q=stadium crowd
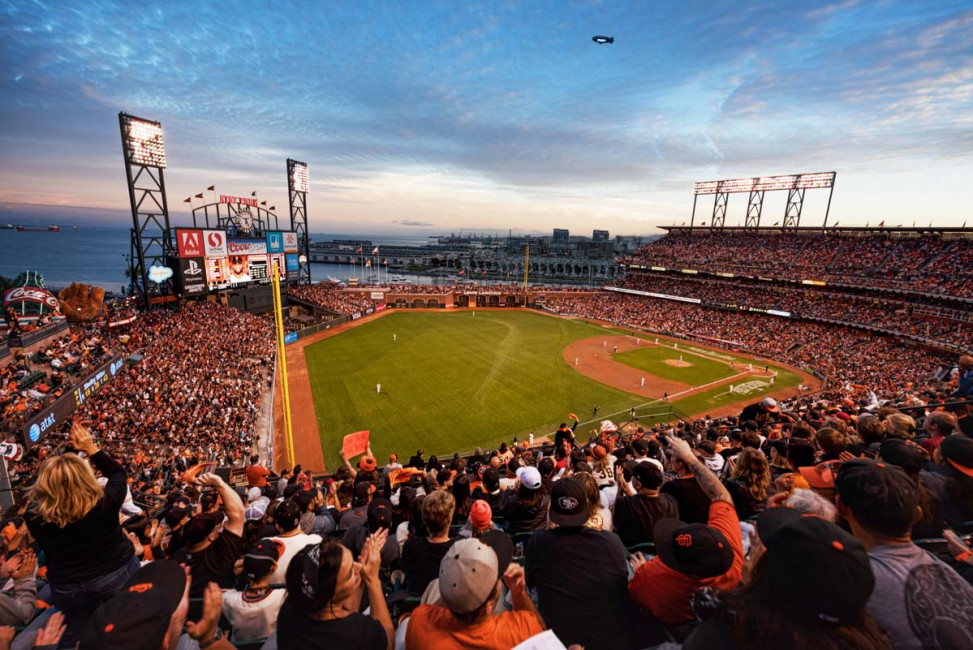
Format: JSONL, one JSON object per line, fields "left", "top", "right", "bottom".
{"left": 613, "top": 274, "right": 971, "bottom": 350}
{"left": 289, "top": 283, "right": 375, "bottom": 316}
{"left": 626, "top": 231, "right": 973, "bottom": 297}
{"left": 0, "top": 347, "right": 969, "bottom": 649}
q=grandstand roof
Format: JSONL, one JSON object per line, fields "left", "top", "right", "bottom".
{"left": 661, "top": 225, "right": 972, "bottom": 236}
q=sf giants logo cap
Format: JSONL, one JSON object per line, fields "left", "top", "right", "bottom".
{"left": 177, "top": 229, "right": 204, "bottom": 257}
{"left": 676, "top": 534, "right": 693, "bottom": 547}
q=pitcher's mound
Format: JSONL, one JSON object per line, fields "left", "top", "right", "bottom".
{"left": 665, "top": 359, "right": 692, "bottom": 368}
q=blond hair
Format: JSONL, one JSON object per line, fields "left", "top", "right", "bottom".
{"left": 886, "top": 413, "right": 917, "bottom": 440}
{"left": 31, "top": 455, "right": 103, "bottom": 528}
{"left": 421, "top": 489, "right": 455, "bottom": 537}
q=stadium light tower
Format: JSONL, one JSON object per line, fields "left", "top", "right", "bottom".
{"left": 287, "top": 159, "right": 311, "bottom": 284}
{"left": 119, "top": 112, "right": 174, "bottom": 309}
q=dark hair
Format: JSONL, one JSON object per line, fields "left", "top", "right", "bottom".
{"left": 742, "top": 431, "right": 761, "bottom": 449}
{"left": 787, "top": 441, "right": 816, "bottom": 469}
{"left": 836, "top": 462, "right": 918, "bottom": 538}
{"left": 285, "top": 539, "right": 345, "bottom": 614}
{"left": 452, "top": 473, "right": 472, "bottom": 520}
{"left": 945, "top": 469, "right": 973, "bottom": 522}
{"left": 725, "top": 556, "right": 892, "bottom": 650}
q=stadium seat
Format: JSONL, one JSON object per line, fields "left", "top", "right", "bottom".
{"left": 626, "top": 542, "right": 656, "bottom": 557}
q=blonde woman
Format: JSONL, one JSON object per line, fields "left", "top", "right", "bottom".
{"left": 25, "top": 420, "right": 140, "bottom": 647}
{"left": 885, "top": 413, "right": 917, "bottom": 440}
{"left": 575, "top": 471, "right": 613, "bottom": 532}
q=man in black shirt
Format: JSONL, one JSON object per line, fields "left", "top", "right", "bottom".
{"left": 660, "top": 454, "right": 711, "bottom": 524}
{"left": 526, "top": 478, "right": 663, "bottom": 649}
{"left": 613, "top": 462, "right": 679, "bottom": 546}
{"left": 176, "top": 473, "right": 246, "bottom": 597}
{"left": 401, "top": 490, "right": 456, "bottom": 595}
{"left": 554, "top": 419, "right": 579, "bottom": 450}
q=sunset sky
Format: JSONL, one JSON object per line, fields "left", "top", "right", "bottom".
{"left": 1, "top": 1, "right": 971, "bottom": 236}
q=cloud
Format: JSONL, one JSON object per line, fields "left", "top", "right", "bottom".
{"left": 392, "top": 220, "right": 435, "bottom": 227}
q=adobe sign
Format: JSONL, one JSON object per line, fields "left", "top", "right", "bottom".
{"left": 176, "top": 229, "right": 205, "bottom": 258}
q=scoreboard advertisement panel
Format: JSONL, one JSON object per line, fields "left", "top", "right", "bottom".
{"left": 174, "top": 228, "right": 298, "bottom": 296}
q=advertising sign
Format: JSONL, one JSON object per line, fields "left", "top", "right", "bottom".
{"left": 285, "top": 253, "right": 299, "bottom": 279}
{"left": 203, "top": 230, "right": 227, "bottom": 257}
{"left": 283, "top": 232, "right": 299, "bottom": 252}
{"left": 227, "top": 238, "right": 267, "bottom": 256}
{"left": 176, "top": 229, "right": 205, "bottom": 258}
{"left": 179, "top": 258, "right": 207, "bottom": 295}
{"left": 3, "top": 287, "right": 60, "bottom": 311}
{"left": 266, "top": 231, "right": 284, "bottom": 254}
{"left": 20, "top": 357, "right": 127, "bottom": 450}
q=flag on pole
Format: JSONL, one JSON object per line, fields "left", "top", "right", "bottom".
{"left": 365, "top": 260, "right": 371, "bottom": 267}
{"left": 184, "top": 197, "right": 191, "bottom": 203}
{"left": 195, "top": 193, "right": 204, "bottom": 199}
{"left": 371, "top": 247, "right": 379, "bottom": 255}
{"left": 269, "top": 206, "right": 275, "bottom": 211}
{"left": 878, "top": 220, "right": 885, "bottom": 227}
{"left": 261, "top": 201, "right": 267, "bottom": 206}
{"left": 355, "top": 246, "right": 363, "bottom": 254}
{"left": 251, "top": 191, "right": 257, "bottom": 197}
{"left": 458, "top": 269, "right": 465, "bottom": 276}
{"left": 207, "top": 185, "right": 215, "bottom": 191}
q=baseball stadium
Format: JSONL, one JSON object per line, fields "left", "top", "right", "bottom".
{"left": 3, "top": 6, "right": 973, "bottom": 648}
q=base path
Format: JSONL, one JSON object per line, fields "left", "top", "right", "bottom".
{"left": 563, "top": 336, "right": 694, "bottom": 397}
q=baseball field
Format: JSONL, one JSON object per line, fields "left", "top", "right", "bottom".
{"left": 299, "top": 309, "right": 807, "bottom": 470}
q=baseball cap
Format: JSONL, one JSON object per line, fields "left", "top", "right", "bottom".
{"left": 243, "top": 539, "right": 284, "bottom": 578}
{"left": 294, "top": 489, "right": 316, "bottom": 513}
{"left": 630, "top": 461, "right": 664, "bottom": 489}
{"left": 274, "top": 499, "right": 302, "bottom": 532}
{"left": 247, "top": 487, "right": 263, "bottom": 502}
{"left": 549, "top": 478, "right": 589, "bottom": 527}
{"left": 940, "top": 435, "right": 973, "bottom": 478}
{"left": 538, "top": 457, "right": 555, "bottom": 476}
{"left": 516, "top": 466, "right": 542, "bottom": 490}
{"left": 78, "top": 560, "right": 187, "bottom": 650}
{"left": 878, "top": 439, "right": 923, "bottom": 476}
{"left": 482, "top": 467, "right": 500, "bottom": 492}
{"left": 352, "top": 482, "right": 372, "bottom": 507}
{"left": 438, "top": 538, "right": 499, "bottom": 615}
{"left": 754, "top": 507, "right": 803, "bottom": 548}
{"left": 761, "top": 397, "right": 779, "bottom": 412}
{"left": 654, "top": 518, "right": 734, "bottom": 578}
{"left": 592, "top": 444, "right": 608, "bottom": 460}
{"left": 765, "top": 516, "right": 873, "bottom": 624}
{"left": 367, "top": 497, "right": 393, "bottom": 532}
{"left": 798, "top": 461, "right": 839, "bottom": 489}
{"left": 245, "top": 502, "right": 268, "bottom": 521}
{"left": 164, "top": 505, "right": 191, "bottom": 529}
{"left": 470, "top": 499, "right": 492, "bottom": 530}
{"left": 359, "top": 456, "right": 377, "bottom": 472}
{"left": 184, "top": 512, "right": 221, "bottom": 547}
{"left": 835, "top": 459, "right": 917, "bottom": 537}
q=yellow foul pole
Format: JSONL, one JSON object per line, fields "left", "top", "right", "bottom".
{"left": 271, "top": 261, "right": 295, "bottom": 468}
{"left": 523, "top": 245, "right": 529, "bottom": 303}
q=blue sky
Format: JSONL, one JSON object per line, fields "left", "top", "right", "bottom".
{"left": 1, "top": 0, "right": 971, "bottom": 236}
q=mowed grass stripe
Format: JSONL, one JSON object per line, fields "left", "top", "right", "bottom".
{"left": 305, "top": 311, "right": 647, "bottom": 469}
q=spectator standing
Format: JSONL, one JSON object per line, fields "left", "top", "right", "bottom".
{"left": 221, "top": 539, "right": 287, "bottom": 642}
{"left": 628, "top": 436, "right": 744, "bottom": 625}
{"left": 177, "top": 472, "right": 247, "bottom": 596}
{"left": 246, "top": 455, "right": 271, "bottom": 489}
{"left": 613, "top": 461, "right": 678, "bottom": 546}
{"left": 25, "top": 421, "right": 140, "bottom": 646}
{"left": 724, "top": 448, "right": 772, "bottom": 519}
{"left": 277, "top": 532, "right": 394, "bottom": 650}
{"left": 264, "top": 500, "right": 323, "bottom": 585}
{"left": 660, "top": 451, "right": 711, "bottom": 524}
{"left": 526, "top": 477, "right": 660, "bottom": 649}
{"left": 402, "top": 490, "right": 456, "bottom": 595}
{"left": 503, "top": 467, "right": 549, "bottom": 533}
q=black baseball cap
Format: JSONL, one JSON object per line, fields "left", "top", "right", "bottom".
{"left": 352, "top": 482, "right": 372, "bottom": 507}
{"left": 765, "top": 516, "right": 873, "bottom": 624}
{"left": 368, "top": 497, "right": 393, "bottom": 532}
{"left": 244, "top": 539, "right": 284, "bottom": 579}
{"left": 835, "top": 459, "right": 918, "bottom": 537}
{"left": 164, "top": 505, "right": 191, "bottom": 529}
{"left": 294, "top": 489, "right": 316, "bottom": 513}
{"left": 754, "top": 507, "right": 803, "bottom": 548}
{"left": 184, "top": 512, "right": 221, "bottom": 547}
{"left": 274, "top": 499, "right": 302, "bottom": 532}
{"left": 878, "top": 439, "right": 923, "bottom": 476}
{"left": 482, "top": 467, "right": 500, "bottom": 492}
{"left": 940, "top": 435, "right": 973, "bottom": 478}
{"left": 78, "top": 560, "right": 187, "bottom": 649}
{"left": 654, "top": 518, "right": 734, "bottom": 578}
{"left": 549, "top": 478, "right": 589, "bottom": 527}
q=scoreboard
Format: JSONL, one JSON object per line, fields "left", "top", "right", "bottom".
{"left": 173, "top": 228, "right": 300, "bottom": 296}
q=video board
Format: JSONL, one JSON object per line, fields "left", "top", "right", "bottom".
{"left": 174, "top": 228, "right": 300, "bottom": 296}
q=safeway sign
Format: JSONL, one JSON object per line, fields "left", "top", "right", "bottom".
{"left": 203, "top": 230, "right": 227, "bottom": 257}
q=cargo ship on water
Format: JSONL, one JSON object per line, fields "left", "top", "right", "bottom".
{"left": 16, "top": 224, "right": 59, "bottom": 232}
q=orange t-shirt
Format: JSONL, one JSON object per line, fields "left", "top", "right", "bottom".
{"left": 246, "top": 464, "right": 270, "bottom": 488}
{"left": 406, "top": 604, "right": 544, "bottom": 650}
{"left": 628, "top": 500, "right": 744, "bottom": 624}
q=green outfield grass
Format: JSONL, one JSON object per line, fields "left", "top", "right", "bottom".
{"left": 304, "top": 310, "right": 803, "bottom": 469}
{"left": 613, "top": 346, "right": 737, "bottom": 386}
